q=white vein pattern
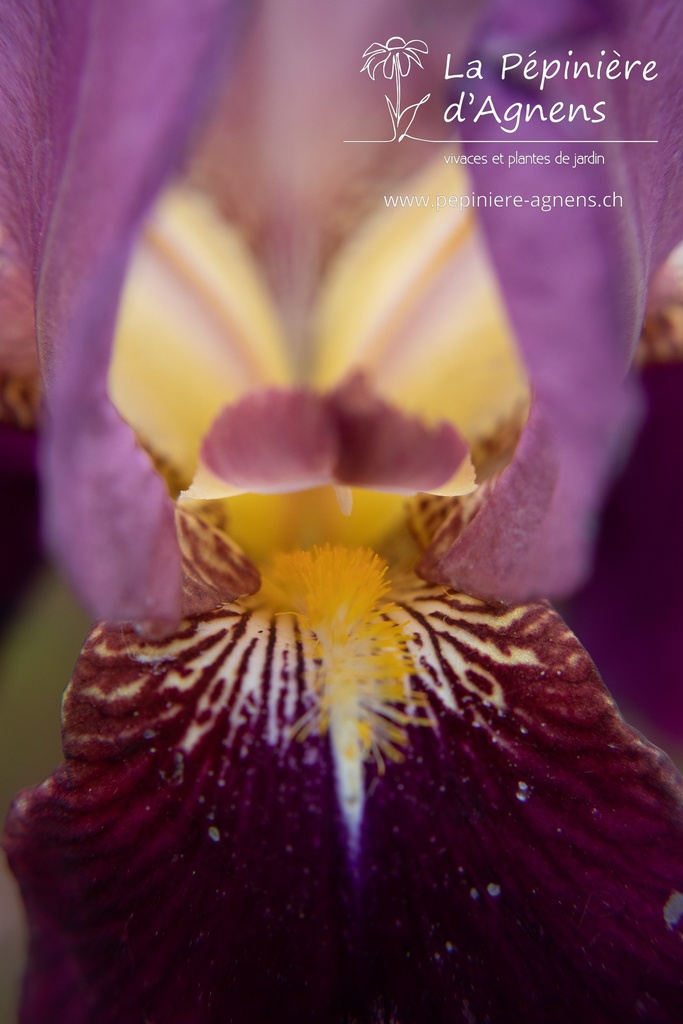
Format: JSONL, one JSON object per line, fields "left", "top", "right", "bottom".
{"left": 70, "top": 581, "right": 566, "bottom": 840}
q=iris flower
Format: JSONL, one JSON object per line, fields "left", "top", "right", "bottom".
{"left": 2, "top": 1, "right": 683, "bottom": 1022}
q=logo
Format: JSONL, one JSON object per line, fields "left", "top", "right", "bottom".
{"left": 360, "top": 37, "right": 430, "bottom": 142}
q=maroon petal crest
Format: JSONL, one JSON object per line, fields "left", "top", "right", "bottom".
{"left": 5, "top": 587, "right": 683, "bottom": 1023}
{"left": 201, "top": 387, "right": 338, "bottom": 492}
{"left": 328, "top": 374, "right": 468, "bottom": 493}
{"left": 200, "top": 378, "right": 469, "bottom": 497}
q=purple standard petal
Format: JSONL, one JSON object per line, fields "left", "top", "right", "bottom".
{"left": 6, "top": 584, "right": 683, "bottom": 1023}
{"left": 452, "top": 0, "right": 683, "bottom": 602}
{"left": 0, "top": 1, "right": 243, "bottom": 625}
{"left": 568, "top": 363, "right": 683, "bottom": 744}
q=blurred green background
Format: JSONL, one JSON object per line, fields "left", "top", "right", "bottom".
{"left": 0, "top": 568, "right": 91, "bottom": 1024}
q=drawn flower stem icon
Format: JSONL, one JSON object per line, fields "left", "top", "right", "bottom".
{"left": 361, "top": 36, "right": 430, "bottom": 141}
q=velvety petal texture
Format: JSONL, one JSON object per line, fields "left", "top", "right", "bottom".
{"left": 0, "top": 0, "right": 242, "bottom": 625}
{"left": 568, "top": 364, "right": 683, "bottom": 744}
{"left": 6, "top": 582, "right": 683, "bottom": 1023}
{"left": 451, "top": 0, "right": 683, "bottom": 601}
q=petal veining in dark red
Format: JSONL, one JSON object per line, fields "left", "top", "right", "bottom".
{"left": 175, "top": 505, "right": 260, "bottom": 616}
{"left": 5, "top": 584, "right": 683, "bottom": 1023}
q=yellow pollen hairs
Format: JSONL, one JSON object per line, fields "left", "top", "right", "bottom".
{"left": 256, "top": 544, "right": 431, "bottom": 771}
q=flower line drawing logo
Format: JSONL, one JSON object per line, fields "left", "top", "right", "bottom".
{"left": 361, "top": 37, "right": 430, "bottom": 141}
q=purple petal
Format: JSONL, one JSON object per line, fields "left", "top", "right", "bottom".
{"left": 453, "top": 0, "right": 683, "bottom": 602}
{"left": 0, "top": 1, "right": 242, "bottom": 625}
{"left": 191, "top": 1, "right": 483, "bottom": 303}
{"left": 6, "top": 586, "right": 683, "bottom": 1022}
{"left": 568, "top": 363, "right": 683, "bottom": 745}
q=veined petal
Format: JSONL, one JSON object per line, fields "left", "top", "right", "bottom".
{"left": 418, "top": 404, "right": 561, "bottom": 601}
{"left": 0, "top": 228, "right": 36, "bottom": 376}
{"left": 6, "top": 575, "right": 683, "bottom": 1023}
{"left": 638, "top": 241, "right": 683, "bottom": 366}
{"left": 175, "top": 505, "right": 260, "bottom": 617}
{"left": 0, "top": 369, "right": 41, "bottom": 433}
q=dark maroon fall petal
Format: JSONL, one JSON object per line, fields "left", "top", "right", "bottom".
{"left": 364, "top": 586, "right": 683, "bottom": 1024}
{"left": 5, "top": 610, "right": 352, "bottom": 1024}
{"left": 5, "top": 585, "right": 683, "bottom": 1023}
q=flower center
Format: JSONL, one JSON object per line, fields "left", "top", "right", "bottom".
{"left": 108, "top": 158, "right": 531, "bottom": 565}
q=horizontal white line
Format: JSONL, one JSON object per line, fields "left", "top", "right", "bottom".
{"left": 344, "top": 139, "right": 658, "bottom": 144}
